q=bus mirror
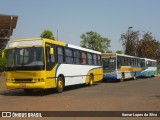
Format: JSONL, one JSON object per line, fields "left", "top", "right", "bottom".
{"left": 2, "top": 50, "right": 4, "bottom": 59}
{"left": 50, "top": 48, "right": 54, "bottom": 55}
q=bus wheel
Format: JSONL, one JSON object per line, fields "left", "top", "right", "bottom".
{"left": 89, "top": 74, "right": 94, "bottom": 86}
{"left": 120, "top": 73, "right": 124, "bottom": 82}
{"left": 133, "top": 73, "right": 136, "bottom": 80}
{"left": 120, "top": 77, "right": 124, "bottom": 82}
{"left": 24, "top": 89, "right": 33, "bottom": 94}
{"left": 56, "top": 76, "right": 64, "bottom": 93}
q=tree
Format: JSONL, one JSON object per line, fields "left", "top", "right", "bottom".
{"left": 116, "top": 50, "right": 123, "bottom": 54}
{"left": 40, "top": 30, "right": 54, "bottom": 39}
{"left": 120, "top": 30, "right": 140, "bottom": 56}
{"left": 120, "top": 29, "right": 160, "bottom": 60}
{"left": 80, "top": 31, "right": 111, "bottom": 53}
{"left": 137, "top": 32, "right": 159, "bottom": 59}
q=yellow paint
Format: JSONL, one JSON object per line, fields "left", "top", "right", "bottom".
{"left": 85, "top": 67, "right": 103, "bottom": 83}
{"left": 118, "top": 67, "right": 142, "bottom": 72}
{"left": 5, "top": 64, "right": 60, "bottom": 89}
{"left": 7, "top": 38, "right": 66, "bottom": 48}
{"left": 6, "top": 82, "right": 46, "bottom": 89}
{"left": 101, "top": 53, "right": 116, "bottom": 58}
{"left": 43, "top": 38, "right": 66, "bottom": 46}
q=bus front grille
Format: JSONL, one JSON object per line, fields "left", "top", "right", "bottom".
{"left": 14, "top": 78, "right": 33, "bottom": 83}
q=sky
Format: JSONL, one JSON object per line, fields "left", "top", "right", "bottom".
{"left": 1, "top": 0, "right": 160, "bottom": 52}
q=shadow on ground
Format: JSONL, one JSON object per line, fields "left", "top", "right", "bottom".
{"left": 0, "top": 83, "right": 99, "bottom": 97}
{"left": 102, "top": 76, "right": 153, "bottom": 83}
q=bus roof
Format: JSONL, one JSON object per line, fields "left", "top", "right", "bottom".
{"left": 5, "top": 38, "right": 101, "bottom": 54}
{"left": 140, "top": 58, "right": 157, "bottom": 62}
{"left": 101, "top": 53, "right": 140, "bottom": 58}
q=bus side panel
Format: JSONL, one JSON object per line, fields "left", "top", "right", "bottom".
{"left": 45, "top": 64, "right": 60, "bottom": 88}
{"left": 86, "top": 67, "right": 103, "bottom": 83}
{"left": 103, "top": 72, "right": 118, "bottom": 80}
{"left": 141, "top": 67, "right": 157, "bottom": 77}
{"left": 56, "top": 64, "right": 102, "bottom": 86}
{"left": 118, "top": 66, "right": 142, "bottom": 79}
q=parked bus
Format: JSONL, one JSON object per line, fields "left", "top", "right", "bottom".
{"left": 140, "top": 58, "right": 157, "bottom": 77}
{"left": 3, "top": 38, "right": 103, "bottom": 93}
{"left": 102, "top": 53, "right": 142, "bottom": 82}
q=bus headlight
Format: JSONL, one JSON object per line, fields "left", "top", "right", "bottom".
{"left": 6, "top": 79, "right": 12, "bottom": 82}
{"left": 34, "top": 78, "right": 44, "bottom": 82}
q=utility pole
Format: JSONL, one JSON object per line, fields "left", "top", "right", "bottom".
{"left": 57, "top": 30, "right": 58, "bottom": 41}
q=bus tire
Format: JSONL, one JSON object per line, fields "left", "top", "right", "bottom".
{"left": 89, "top": 74, "right": 94, "bottom": 86}
{"left": 120, "top": 73, "right": 124, "bottom": 82}
{"left": 153, "top": 72, "right": 155, "bottom": 77}
{"left": 24, "top": 89, "right": 33, "bottom": 94}
{"left": 133, "top": 73, "right": 136, "bottom": 80}
{"left": 56, "top": 76, "right": 64, "bottom": 93}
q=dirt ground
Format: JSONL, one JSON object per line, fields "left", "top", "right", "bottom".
{"left": 0, "top": 74, "right": 160, "bottom": 120}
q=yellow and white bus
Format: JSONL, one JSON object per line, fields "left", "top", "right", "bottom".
{"left": 3, "top": 38, "right": 103, "bottom": 93}
{"left": 102, "top": 53, "right": 142, "bottom": 82}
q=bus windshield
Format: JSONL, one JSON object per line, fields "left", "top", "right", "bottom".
{"left": 102, "top": 58, "right": 116, "bottom": 71}
{"left": 6, "top": 47, "right": 44, "bottom": 71}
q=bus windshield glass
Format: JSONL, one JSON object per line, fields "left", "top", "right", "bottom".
{"left": 6, "top": 47, "right": 44, "bottom": 71}
{"left": 102, "top": 58, "right": 116, "bottom": 71}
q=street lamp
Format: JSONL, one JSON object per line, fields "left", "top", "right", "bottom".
{"left": 126, "top": 27, "right": 133, "bottom": 55}
{"left": 128, "top": 26, "right": 133, "bottom": 41}
{"left": 128, "top": 26, "right": 133, "bottom": 35}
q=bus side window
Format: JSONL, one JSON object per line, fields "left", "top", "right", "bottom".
{"left": 57, "top": 47, "right": 64, "bottom": 63}
{"left": 97, "top": 55, "right": 101, "bottom": 66}
{"left": 81, "top": 52, "right": 87, "bottom": 65}
{"left": 65, "top": 48, "right": 74, "bottom": 64}
{"left": 73, "top": 50, "right": 81, "bottom": 64}
{"left": 87, "top": 53, "right": 93, "bottom": 65}
{"left": 121, "top": 57, "right": 124, "bottom": 66}
{"left": 131, "top": 58, "right": 133, "bottom": 66}
{"left": 133, "top": 59, "right": 136, "bottom": 66}
{"left": 138, "top": 59, "right": 140, "bottom": 67}
{"left": 93, "top": 54, "right": 97, "bottom": 65}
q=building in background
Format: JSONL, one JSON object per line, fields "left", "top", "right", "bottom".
{"left": 0, "top": 14, "right": 18, "bottom": 52}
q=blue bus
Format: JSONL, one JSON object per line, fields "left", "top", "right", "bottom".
{"left": 102, "top": 53, "right": 142, "bottom": 82}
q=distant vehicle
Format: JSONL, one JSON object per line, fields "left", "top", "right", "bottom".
{"left": 102, "top": 53, "right": 142, "bottom": 82}
{"left": 140, "top": 58, "right": 157, "bottom": 77}
{"left": 3, "top": 38, "right": 103, "bottom": 93}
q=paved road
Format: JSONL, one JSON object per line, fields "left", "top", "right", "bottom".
{"left": 0, "top": 75, "right": 160, "bottom": 119}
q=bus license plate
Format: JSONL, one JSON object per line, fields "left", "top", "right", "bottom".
{"left": 19, "top": 84, "right": 26, "bottom": 88}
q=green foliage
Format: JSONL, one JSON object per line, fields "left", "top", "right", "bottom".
{"left": 120, "top": 30, "right": 140, "bottom": 56}
{"left": 80, "top": 31, "right": 111, "bottom": 53}
{"left": 116, "top": 50, "right": 123, "bottom": 54}
{"left": 158, "top": 62, "right": 160, "bottom": 74}
{"left": 120, "top": 30, "right": 160, "bottom": 60}
{"left": 40, "top": 30, "right": 54, "bottom": 39}
{"left": 137, "top": 32, "right": 159, "bottom": 60}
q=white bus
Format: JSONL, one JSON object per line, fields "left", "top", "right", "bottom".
{"left": 140, "top": 58, "right": 157, "bottom": 77}
{"left": 3, "top": 38, "right": 103, "bottom": 93}
{"left": 102, "top": 53, "right": 142, "bottom": 81}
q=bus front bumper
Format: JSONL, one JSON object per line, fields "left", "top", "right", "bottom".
{"left": 6, "top": 82, "right": 46, "bottom": 89}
